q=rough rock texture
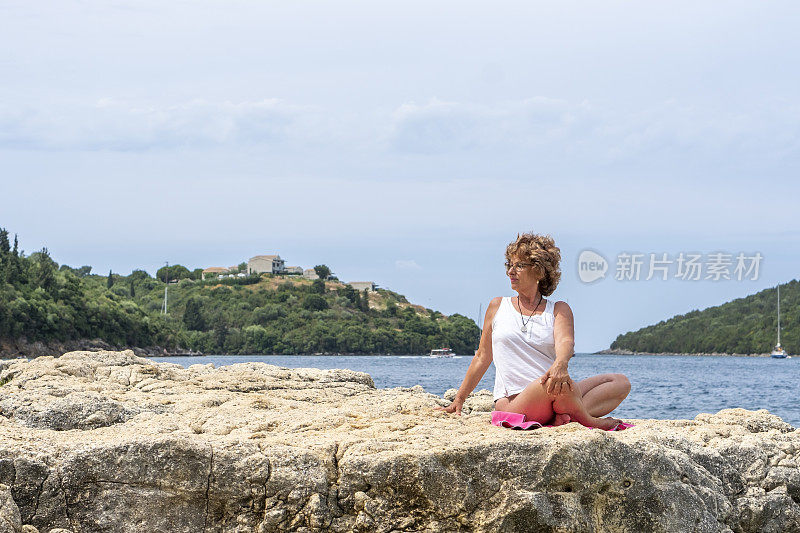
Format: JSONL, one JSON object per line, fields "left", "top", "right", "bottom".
{"left": 0, "top": 351, "right": 798, "bottom": 533}
{"left": 0, "top": 483, "right": 22, "bottom": 533}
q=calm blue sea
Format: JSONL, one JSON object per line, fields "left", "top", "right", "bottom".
{"left": 152, "top": 354, "right": 800, "bottom": 427}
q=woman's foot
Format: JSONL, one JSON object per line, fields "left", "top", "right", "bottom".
{"left": 593, "top": 416, "right": 623, "bottom": 430}
{"left": 552, "top": 413, "right": 571, "bottom": 426}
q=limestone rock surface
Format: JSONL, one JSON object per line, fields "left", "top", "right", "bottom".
{"left": 0, "top": 483, "right": 22, "bottom": 533}
{"left": 0, "top": 350, "right": 798, "bottom": 532}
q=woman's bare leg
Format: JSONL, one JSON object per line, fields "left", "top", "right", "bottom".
{"left": 501, "top": 382, "right": 555, "bottom": 424}
{"left": 550, "top": 382, "right": 622, "bottom": 430}
{"left": 576, "top": 374, "right": 631, "bottom": 417}
{"left": 502, "top": 378, "right": 621, "bottom": 429}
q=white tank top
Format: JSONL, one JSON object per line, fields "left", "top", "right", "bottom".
{"left": 491, "top": 296, "right": 557, "bottom": 400}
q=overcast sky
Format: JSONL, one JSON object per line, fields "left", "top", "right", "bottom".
{"left": 2, "top": 1, "right": 799, "bottom": 352}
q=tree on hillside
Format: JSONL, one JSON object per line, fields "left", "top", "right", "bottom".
{"left": 314, "top": 265, "right": 331, "bottom": 280}
{"left": 183, "top": 298, "right": 205, "bottom": 331}
{"left": 4, "top": 233, "right": 22, "bottom": 284}
{"left": 129, "top": 269, "right": 150, "bottom": 281}
{"left": 31, "top": 249, "right": 57, "bottom": 293}
{"left": 311, "top": 279, "right": 325, "bottom": 294}
{"left": 107, "top": 269, "right": 114, "bottom": 289}
{"left": 303, "top": 294, "right": 329, "bottom": 311}
{"left": 0, "top": 229, "right": 10, "bottom": 283}
{"left": 0, "top": 229, "right": 9, "bottom": 255}
{"left": 157, "top": 264, "right": 191, "bottom": 282}
{"left": 340, "top": 284, "right": 357, "bottom": 305}
{"left": 58, "top": 264, "right": 92, "bottom": 278}
{"left": 129, "top": 277, "right": 135, "bottom": 298}
{"left": 214, "top": 320, "right": 229, "bottom": 351}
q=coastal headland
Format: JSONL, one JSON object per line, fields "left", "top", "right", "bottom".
{"left": 594, "top": 348, "right": 776, "bottom": 357}
{"left": 0, "top": 351, "right": 798, "bottom": 532}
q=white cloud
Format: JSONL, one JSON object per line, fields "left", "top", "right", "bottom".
{"left": 395, "top": 259, "right": 422, "bottom": 271}
{"left": 388, "top": 97, "right": 800, "bottom": 166}
{"left": 0, "top": 98, "right": 316, "bottom": 151}
{"left": 1, "top": 95, "right": 799, "bottom": 176}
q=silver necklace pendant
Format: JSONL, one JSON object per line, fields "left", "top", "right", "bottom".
{"left": 516, "top": 295, "right": 540, "bottom": 336}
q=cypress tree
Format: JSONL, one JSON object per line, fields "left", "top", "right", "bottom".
{"left": 129, "top": 277, "right": 135, "bottom": 298}
{"left": 214, "top": 321, "right": 228, "bottom": 351}
{"left": 183, "top": 298, "right": 205, "bottom": 331}
{"left": 360, "top": 289, "right": 370, "bottom": 312}
{"left": 0, "top": 228, "right": 8, "bottom": 282}
{"left": 311, "top": 279, "right": 325, "bottom": 294}
{"left": 7, "top": 235, "right": 20, "bottom": 284}
{"left": 0, "top": 229, "right": 9, "bottom": 255}
{"left": 107, "top": 269, "right": 114, "bottom": 289}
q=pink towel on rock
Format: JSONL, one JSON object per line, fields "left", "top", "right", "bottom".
{"left": 490, "top": 410, "right": 634, "bottom": 431}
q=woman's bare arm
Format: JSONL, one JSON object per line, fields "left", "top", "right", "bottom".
{"left": 436, "top": 297, "right": 501, "bottom": 415}
{"left": 540, "top": 300, "right": 576, "bottom": 395}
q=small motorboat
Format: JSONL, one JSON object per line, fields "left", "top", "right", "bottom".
{"left": 430, "top": 348, "right": 455, "bottom": 358}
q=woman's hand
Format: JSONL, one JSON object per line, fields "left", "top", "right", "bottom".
{"left": 540, "top": 360, "right": 573, "bottom": 395}
{"left": 435, "top": 397, "right": 465, "bottom": 416}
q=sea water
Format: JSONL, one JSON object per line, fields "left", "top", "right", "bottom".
{"left": 152, "top": 353, "right": 800, "bottom": 427}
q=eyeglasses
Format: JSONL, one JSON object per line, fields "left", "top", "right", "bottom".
{"left": 505, "top": 261, "right": 534, "bottom": 272}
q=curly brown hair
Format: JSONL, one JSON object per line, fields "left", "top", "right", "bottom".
{"left": 505, "top": 233, "right": 562, "bottom": 296}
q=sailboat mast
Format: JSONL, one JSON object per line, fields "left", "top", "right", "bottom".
{"left": 777, "top": 285, "right": 781, "bottom": 345}
{"left": 162, "top": 261, "right": 169, "bottom": 315}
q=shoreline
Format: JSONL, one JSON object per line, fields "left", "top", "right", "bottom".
{"left": 3, "top": 339, "right": 789, "bottom": 360}
{"left": 0, "top": 340, "right": 456, "bottom": 359}
{"left": 594, "top": 348, "right": 781, "bottom": 357}
{"left": 0, "top": 338, "right": 201, "bottom": 360}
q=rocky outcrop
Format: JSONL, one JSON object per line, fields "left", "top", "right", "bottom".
{"left": 0, "top": 351, "right": 798, "bottom": 532}
{"left": 0, "top": 483, "right": 22, "bottom": 533}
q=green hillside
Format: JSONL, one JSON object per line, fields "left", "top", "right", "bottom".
{"left": 609, "top": 280, "right": 799, "bottom": 355}
{"left": 0, "top": 227, "right": 479, "bottom": 355}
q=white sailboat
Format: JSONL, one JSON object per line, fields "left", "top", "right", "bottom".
{"left": 771, "top": 285, "right": 788, "bottom": 358}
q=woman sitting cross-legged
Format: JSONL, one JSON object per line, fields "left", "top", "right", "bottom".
{"left": 436, "top": 232, "right": 631, "bottom": 430}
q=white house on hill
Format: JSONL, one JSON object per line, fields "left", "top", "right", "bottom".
{"left": 248, "top": 255, "right": 285, "bottom": 275}
{"left": 348, "top": 281, "right": 376, "bottom": 292}
{"left": 201, "top": 267, "right": 229, "bottom": 280}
